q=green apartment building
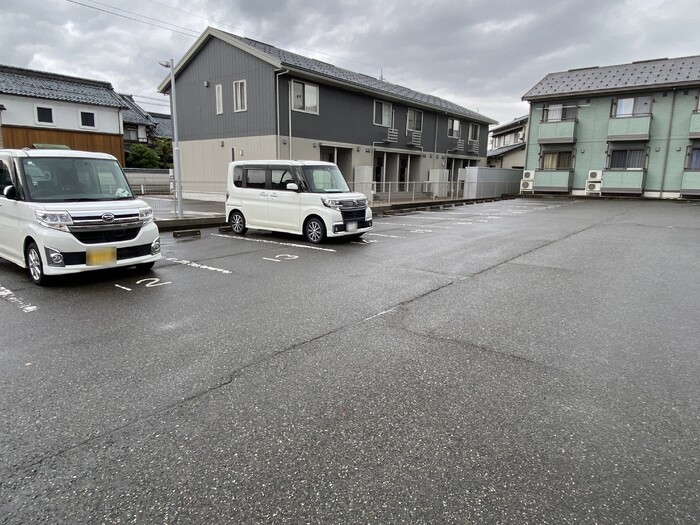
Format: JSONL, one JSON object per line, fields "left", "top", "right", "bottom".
{"left": 521, "top": 56, "right": 700, "bottom": 198}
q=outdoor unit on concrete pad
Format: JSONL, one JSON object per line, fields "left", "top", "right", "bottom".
{"left": 585, "top": 181, "right": 602, "bottom": 195}
{"left": 520, "top": 179, "right": 534, "bottom": 193}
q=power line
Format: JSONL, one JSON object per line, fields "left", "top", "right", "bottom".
{"left": 63, "top": 0, "right": 199, "bottom": 38}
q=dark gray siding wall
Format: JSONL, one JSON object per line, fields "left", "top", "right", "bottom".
{"left": 175, "top": 38, "right": 277, "bottom": 141}
{"left": 279, "top": 76, "right": 487, "bottom": 154}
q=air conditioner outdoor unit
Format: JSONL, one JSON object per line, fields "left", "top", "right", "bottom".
{"left": 586, "top": 181, "right": 602, "bottom": 193}
{"left": 588, "top": 170, "right": 603, "bottom": 181}
{"left": 523, "top": 170, "right": 535, "bottom": 180}
{"left": 520, "top": 179, "right": 533, "bottom": 191}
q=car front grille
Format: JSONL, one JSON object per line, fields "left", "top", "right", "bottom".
{"left": 62, "top": 243, "right": 153, "bottom": 266}
{"left": 71, "top": 227, "right": 141, "bottom": 244}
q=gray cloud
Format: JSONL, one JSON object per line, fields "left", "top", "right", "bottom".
{"left": 1, "top": 0, "right": 698, "bottom": 124}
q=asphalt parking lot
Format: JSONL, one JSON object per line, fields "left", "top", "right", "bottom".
{"left": 1, "top": 197, "right": 698, "bottom": 524}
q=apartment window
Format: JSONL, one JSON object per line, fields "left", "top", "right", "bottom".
{"left": 125, "top": 128, "right": 138, "bottom": 141}
{"left": 688, "top": 148, "right": 700, "bottom": 170}
{"left": 448, "top": 118, "right": 461, "bottom": 138}
{"left": 292, "top": 80, "right": 318, "bottom": 113}
{"left": 407, "top": 108, "right": 422, "bottom": 132}
{"left": 544, "top": 103, "right": 577, "bottom": 122}
{"left": 542, "top": 150, "right": 573, "bottom": 170}
{"left": 36, "top": 106, "right": 53, "bottom": 124}
{"left": 374, "top": 101, "right": 392, "bottom": 127}
{"left": 469, "top": 123, "right": 480, "bottom": 142}
{"left": 610, "top": 149, "right": 645, "bottom": 169}
{"left": 612, "top": 96, "right": 652, "bottom": 117}
{"left": 215, "top": 84, "right": 223, "bottom": 115}
{"left": 233, "top": 80, "right": 247, "bottom": 112}
{"left": 80, "top": 111, "right": 96, "bottom": 128}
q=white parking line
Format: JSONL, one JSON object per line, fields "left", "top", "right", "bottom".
{"left": 166, "top": 257, "right": 233, "bottom": 274}
{"left": 0, "top": 285, "right": 38, "bottom": 313}
{"left": 368, "top": 233, "right": 405, "bottom": 239}
{"left": 213, "top": 233, "right": 337, "bottom": 252}
{"left": 379, "top": 222, "right": 453, "bottom": 230}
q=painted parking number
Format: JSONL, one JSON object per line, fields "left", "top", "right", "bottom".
{"left": 263, "top": 254, "right": 299, "bottom": 263}
{"left": 115, "top": 277, "right": 172, "bottom": 291}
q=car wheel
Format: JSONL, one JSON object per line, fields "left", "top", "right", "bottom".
{"left": 26, "top": 242, "right": 48, "bottom": 286}
{"left": 229, "top": 211, "right": 247, "bottom": 235}
{"left": 305, "top": 216, "right": 326, "bottom": 244}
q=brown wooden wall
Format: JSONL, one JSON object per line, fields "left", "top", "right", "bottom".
{"left": 1, "top": 126, "right": 125, "bottom": 165}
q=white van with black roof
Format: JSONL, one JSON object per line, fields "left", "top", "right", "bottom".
{"left": 0, "top": 149, "right": 162, "bottom": 285}
{"left": 225, "top": 160, "right": 372, "bottom": 243}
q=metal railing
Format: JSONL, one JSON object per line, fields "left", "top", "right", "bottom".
{"left": 126, "top": 177, "right": 521, "bottom": 219}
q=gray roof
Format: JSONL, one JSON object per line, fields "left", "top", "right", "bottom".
{"left": 487, "top": 142, "right": 525, "bottom": 158}
{"left": 149, "top": 112, "right": 172, "bottom": 139}
{"left": 164, "top": 27, "right": 496, "bottom": 125}
{"left": 119, "top": 94, "right": 157, "bottom": 126}
{"left": 0, "top": 64, "right": 126, "bottom": 108}
{"left": 490, "top": 115, "right": 528, "bottom": 134}
{"left": 230, "top": 33, "right": 496, "bottom": 124}
{"left": 523, "top": 55, "right": 700, "bottom": 101}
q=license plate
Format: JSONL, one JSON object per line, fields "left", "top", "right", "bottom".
{"left": 346, "top": 221, "right": 358, "bottom": 233}
{"left": 86, "top": 247, "right": 117, "bottom": 266}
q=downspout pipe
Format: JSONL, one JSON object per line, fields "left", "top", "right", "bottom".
{"left": 275, "top": 69, "right": 289, "bottom": 160}
{"left": 659, "top": 88, "right": 677, "bottom": 196}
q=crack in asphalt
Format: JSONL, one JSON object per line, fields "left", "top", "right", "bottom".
{"left": 3, "top": 204, "right": 640, "bottom": 480}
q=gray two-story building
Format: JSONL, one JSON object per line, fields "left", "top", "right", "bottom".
{"left": 158, "top": 27, "right": 496, "bottom": 199}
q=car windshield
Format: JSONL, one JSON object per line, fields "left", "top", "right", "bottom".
{"left": 21, "top": 157, "right": 134, "bottom": 202}
{"left": 299, "top": 165, "right": 350, "bottom": 193}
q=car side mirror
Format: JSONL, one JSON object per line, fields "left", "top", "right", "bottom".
{"left": 2, "top": 185, "right": 17, "bottom": 200}
{"left": 286, "top": 182, "right": 299, "bottom": 192}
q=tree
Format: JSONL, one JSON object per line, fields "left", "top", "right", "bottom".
{"left": 155, "top": 138, "right": 173, "bottom": 169}
{"left": 126, "top": 144, "right": 161, "bottom": 169}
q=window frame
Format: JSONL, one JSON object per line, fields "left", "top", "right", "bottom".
{"left": 233, "top": 80, "right": 247, "bottom": 113}
{"left": 448, "top": 118, "right": 461, "bottom": 139}
{"left": 608, "top": 148, "right": 646, "bottom": 170}
{"left": 687, "top": 146, "right": 700, "bottom": 170}
{"left": 374, "top": 100, "right": 393, "bottom": 128}
{"left": 215, "top": 84, "right": 223, "bottom": 115}
{"left": 611, "top": 96, "right": 652, "bottom": 118}
{"left": 406, "top": 108, "right": 423, "bottom": 132}
{"left": 469, "top": 123, "right": 480, "bottom": 142}
{"left": 543, "top": 102, "right": 577, "bottom": 122}
{"left": 540, "top": 149, "right": 574, "bottom": 170}
{"left": 35, "top": 105, "right": 55, "bottom": 126}
{"left": 79, "top": 110, "right": 96, "bottom": 129}
{"left": 291, "top": 80, "right": 319, "bottom": 115}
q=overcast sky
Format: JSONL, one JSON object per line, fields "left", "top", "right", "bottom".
{"left": 2, "top": 0, "right": 698, "bottom": 126}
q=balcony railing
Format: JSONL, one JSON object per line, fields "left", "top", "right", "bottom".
{"left": 689, "top": 112, "right": 700, "bottom": 139}
{"left": 532, "top": 170, "right": 573, "bottom": 192}
{"left": 467, "top": 140, "right": 480, "bottom": 155}
{"left": 537, "top": 119, "right": 577, "bottom": 144}
{"left": 457, "top": 139, "right": 465, "bottom": 151}
{"left": 601, "top": 170, "right": 646, "bottom": 194}
{"left": 607, "top": 115, "right": 651, "bottom": 141}
{"left": 385, "top": 128, "right": 398, "bottom": 143}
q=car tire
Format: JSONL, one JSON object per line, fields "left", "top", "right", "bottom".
{"left": 229, "top": 210, "right": 247, "bottom": 235}
{"left": 26, "top": 242, "right": 49, "bottom": 286}
{"left": 305, "top": 216, "right": 326, "bottom": 244}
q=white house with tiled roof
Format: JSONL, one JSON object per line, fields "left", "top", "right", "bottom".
{"left": 0, "top": 65, "right": 126, "bottom": 163}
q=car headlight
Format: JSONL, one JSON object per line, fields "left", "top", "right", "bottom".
{"left": 35, "top": 210, "right": 73, "bottom": 232}
{"left": 139, "top": 207, "right": 154, "bottom": 225}
{"left": 321, "top": 198, "right": 342, "bottom": 210}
